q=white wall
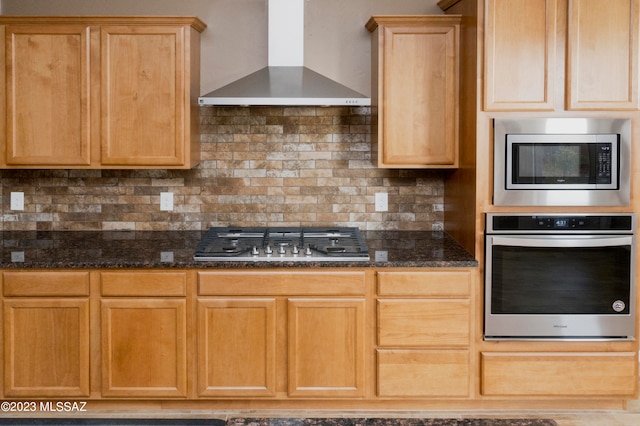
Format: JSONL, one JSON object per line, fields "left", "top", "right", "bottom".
{"left": 0, "top": 0, "right": 442, "bottom": 96}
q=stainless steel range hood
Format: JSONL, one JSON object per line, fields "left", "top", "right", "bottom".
{"left": 198, "top": 0, "right": 370, "bottom": 107}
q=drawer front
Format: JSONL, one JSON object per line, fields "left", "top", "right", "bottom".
{"left": 3, "top": 271, "right": 90, "bottom": 297}
{"left": 378, "top": 299, "right": 470, "bottom": 346}
{"left": 481, "top": 352, "right": 638, "bottom": 397}
{"left": 377, "top": 349, "right": 470, "bottom": 397}
{"left": 198, "top": 271, "right": 366, "bottom": 296}
{"left": 377, "top": 270, "right": 472, "bottom": 297}
{"left": 101, "top": 272, "right": 187, "bottom": 297}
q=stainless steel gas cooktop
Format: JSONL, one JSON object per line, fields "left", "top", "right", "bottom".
{"left": 194, "top": 227, "right": 370, "bottom": 262}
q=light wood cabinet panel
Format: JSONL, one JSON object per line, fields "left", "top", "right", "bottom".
{"left": 100, "top": 25, "right": 190, "bottom": 166}
{"left": 3, "top": 299, "right": 90, "bottom": 397}
{"left": 197, "top": 298, "right": 277, "bottom": 397}
{"left": 0, "top": 17, "right": 204, "bottom": 169}
{"left": 375, "top": 269, "right": 472, "bottom": 399}
{"left": 367, "top": 16, "right": 460, "bottom": 168}
{"left": 3, "top": 271, "right": 90, "bottom": 297}
{"left": 484, "top": 0, "right": 556, "bottom": 110}
{"left": 377, "top": 299, "right": 470, "bottom": 347}
{"left": 198, "top": 271, "right": 366, "bottom": 296}
{"left": 100, "top": 271, "right": 186, "bottom": 297}
{"left": 101, "top": 298, "right": 187, "bottom": 397}
{"left": 567, "top": 0, "right": 639, "bottom": 109}
{"left": 377, "top": 270, "right": 472, "bottom": 297}
{"left": 484, "top": 0, "right": 639, "bottom": 111}
{"left": 481, "top": 352, "right": 638, "bottom": 397}
{"left": 377, "top": 349, "right": 470, "bottom": 397}
{"left": 288, "top": 298, "right": 366, "bottom": 398}
{"left": 2, "top": 24, "right": 93, "bottom": 165}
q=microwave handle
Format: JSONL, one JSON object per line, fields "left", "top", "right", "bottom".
{"left": 488, "top": 235, "right": 633, "bottom": 248}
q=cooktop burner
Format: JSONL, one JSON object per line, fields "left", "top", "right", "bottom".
{"left": 194, "top": 227, "right": 370, "bottom": 262}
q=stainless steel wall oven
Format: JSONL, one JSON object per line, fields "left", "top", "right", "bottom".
{"left": 485, "top": 213, "right": 637, "bottom": 340}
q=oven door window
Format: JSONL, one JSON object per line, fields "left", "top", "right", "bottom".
{"left": 490, "top": 242, "right": 631, "bottom": 315}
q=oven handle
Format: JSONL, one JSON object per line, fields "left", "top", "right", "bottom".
{"left": 488, "top": 235, "right": 634, "bottom": 248}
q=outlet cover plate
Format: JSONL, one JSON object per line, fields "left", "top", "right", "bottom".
{"left": 375, "top": 192, "right": 388, "bottom": 212}
{"left": 10, "top": 192, "right": 24, "bottom": 211}
{"left": 160, "top": 192, "right": 173, "bottom": 211}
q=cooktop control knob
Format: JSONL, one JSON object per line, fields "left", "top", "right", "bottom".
{"left": 278, "top": 245, "right": 286, "bottom": 255}
{"left": 265, "top": 245, "right": 273, "bottom": 255}
{"left": 251, "top": 246, "right": 259, "bottom": 256}
{"left": 305, "top": 246, "right": 312, "bottom": 256}
{"left": 292, "top": 245, "right": 299, "bottom": 255}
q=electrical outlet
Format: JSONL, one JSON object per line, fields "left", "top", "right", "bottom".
{"left": 374, "top": 192, "right": 388, "bottom": 212}
{"left": 160, "top": 251, "right": 174, "bottom": 262}
{"left": 375, "top": 250, "right": 388, "bottom": 262}
{"left": 10, "top": 192, "right": 24, "bottom": 211}
{"left": 11, "top": 251, "right": 25, "bottom": 263}
{"left": 160, "top": 192, "right": 173, "bottom": 211}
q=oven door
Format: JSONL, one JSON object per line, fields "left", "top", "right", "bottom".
{"left": 485, "top": 234, "right": 635, "bottom": 340}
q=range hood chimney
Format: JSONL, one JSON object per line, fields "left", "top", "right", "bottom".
{"left": 198, "top": 0, "right": 370, "bottom": 107}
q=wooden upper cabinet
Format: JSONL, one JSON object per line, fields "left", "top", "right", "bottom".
{"left": 2, "top": 24, "right": 93, "bottom": 166}
{"left": 484, "top": 0, "right": 639, "bottom": 111}
{"left": 567, "top": 0, "right": 639, "bottom": 110}
{"left": 0, "top": 17, "right": 205, "bottom": 169}
{"left": 484, "top": 0, "right": 556, "bottom": 111}
{"left": 367, "top": 16, "right": 460, "bottom": 168}
{"left": 100, "top": 25, "right": 191, "bottom": 167}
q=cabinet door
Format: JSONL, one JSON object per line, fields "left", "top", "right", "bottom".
{"left": 197, "top": 298, "right": 277, "bottom": 397}
{"left": 2, "top": 24, "right": 92, "bottom": 166}
{"left": 100, "top": 25, "right": 187, "bottom": 166}
{"left": 376, "top": 18, "right": 459, "bottom": 167}
{"left": 567, "top": 0, "right": 639, "bottom": 110}
{"left": 3, "top": 299, "right": 90, "bottom": 397}
{"left": 101, "top": 298, "right": 187, "bottom": 397}
{"left": 484, "top": 0, "right": 556, "bottom": 111}
{"left": 288, "top": 298, "right": 366, "bottom": 398}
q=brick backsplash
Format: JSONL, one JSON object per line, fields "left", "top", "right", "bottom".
{"left": 0, "top": 106, "right": 444, "bottom": 231}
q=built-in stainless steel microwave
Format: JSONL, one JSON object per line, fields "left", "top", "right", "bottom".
{"left": 493, "top": 118, "right": 631, "bottom": 206}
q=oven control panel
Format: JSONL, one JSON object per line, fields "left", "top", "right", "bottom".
{"left": 487, "top": 213, "right": 636, "bottom": 233}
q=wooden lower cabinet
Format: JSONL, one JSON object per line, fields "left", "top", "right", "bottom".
{"left": 3, "top": 299, "right": 90, "bottom": 397}
{"left": 4, "top": 267, "right": 638, "bottom": 405}
{"left": 481, "top": 352, "right": 638, "bottom": 397}
{"left": 288, "top": 298, "right": 366, "bottom": 398}
{"left": 2, "top": 271, "right": 90, "bottom": 398}
{"left": 197, "top": 271, "right": 368, "bottom": 399}
{"left": 377, "top": 349, "right": 470, "bottom": 397}
{"left": 197, "top": 298, "right": 277, "bottom": 397}
{"left": 375, "top": 270, "right": 473, "bottom": 398}
{"left": 100, "top": 271, "right": 188, "bottom": 398}
{"left": 101, "top": 299, "right": 187, "bottom": 397}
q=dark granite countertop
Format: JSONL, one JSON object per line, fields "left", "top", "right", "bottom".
{"left": 0, "top": 230, "right": 477, "bottom": 269}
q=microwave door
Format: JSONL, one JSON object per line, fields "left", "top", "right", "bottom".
{"left": 505, "top": 135, "right": 618, "bottom": 190}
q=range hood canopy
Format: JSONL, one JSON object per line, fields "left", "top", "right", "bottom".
{"left": 198, "top": 0, "right": 370, "bottom": 107}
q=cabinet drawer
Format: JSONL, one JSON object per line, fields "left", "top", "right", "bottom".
{"left": 198, "top": 271, "right": 366, "bottom": 296}
{"left": 3, "top": 271, "right": 90, "bottom": 297}
{"left": 378, "top": 299, "right": 470, "bottom": 346}
{"left": 377, "top": 270, "right": 472, "bottom": 297}
{"left": 481, "top": 352, "right": 638, "bottom": 397}
{"left": 377, "top": 349, "right": 470, "bottom": 397}
{"left": 100, "top": 272, "right": 187, "bottom": 297}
